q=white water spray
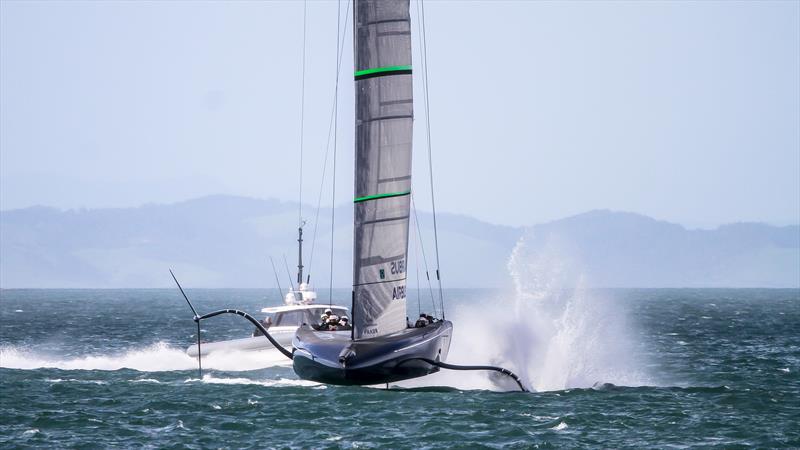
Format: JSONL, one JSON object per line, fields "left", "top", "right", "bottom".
{"left": 0, "top": 342, "right": 291, "bottom": 372}
{"left": 403, "top": 231, "right": 652, "bottom": 392}
{"left": 500, "top": 232, "right": 651, "bottom": 391}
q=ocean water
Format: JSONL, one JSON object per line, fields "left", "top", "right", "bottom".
{"left": 1, "top": 288, "right": 798, "bottom": 448}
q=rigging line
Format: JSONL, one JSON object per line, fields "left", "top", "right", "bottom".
{"left": 269, "top": 256, "right": 283, "bottom": 294}
{"left": 418, "top": 0, "right": 445, "bottom": 319}
{"left": 283, "top": 254, "right": 296, "bottom": 292}
{"left": 306, "top": 0, "right": 352, "bottom": 285}
{"left": 298, "top": 0, "right": 307, "bottom": 230}
{"left": 411, "top": 2, "right": 436, "bottom": 318}
{"left": 411, "top": 195, "right": 437, "bottom": 318}
{"left": 329, "top": 0, "right": 343, "bottom": 306}
{"left": 412, "top": 214, "right": 421, "bottom": 317}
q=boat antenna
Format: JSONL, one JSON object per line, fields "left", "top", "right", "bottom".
{"left": 297, "top": 0, "right": 308, "bottom": 284}
{"left": 269, "top": 256, "right": 283, "bottom": 294}
{"left": 283, "top": 254, "right": 296, "bottom": 292}
{"left": 169, "top": 269, "right": 203, "bottom": 378}
{"left": 297, "top": 221, "right": 306, "bottom": 285}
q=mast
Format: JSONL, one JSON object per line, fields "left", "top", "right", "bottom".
{"left": 351, "top": 0, "right": 414, "bottom": 339}
{"left": 297, "top": 222, "right": 305, "bottom": 285}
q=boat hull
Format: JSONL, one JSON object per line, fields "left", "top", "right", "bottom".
{"left": 292, "top": 320, "right": 453, "bottom": 386}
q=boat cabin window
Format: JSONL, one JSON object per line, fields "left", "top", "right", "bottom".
{"left": 309, "top": 307, "right": 347, "bottom": 321}
{"left": 273, "top": 311, "right": 304, "bottom": 327}
{"left": 271, "top": 307, "right": 348, "bottom": 327}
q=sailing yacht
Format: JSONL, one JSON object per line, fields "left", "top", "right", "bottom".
{"left": 175, "top": 0, "right": 526, "bottom": 391}
{"left": 290, "top": 0, "right": 453, "bottom": 385}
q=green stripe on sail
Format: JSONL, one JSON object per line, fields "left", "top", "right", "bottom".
{"left": 354, "top": 65, "right": 412, "bottom": 79}
{"left": 353, "top": 191, "right": 411, "bottom": 203}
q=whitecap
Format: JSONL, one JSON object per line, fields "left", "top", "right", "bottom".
{"left": 22, "top": 429, "right": 39, "bottom": 436}
{"left": 157, "top": 420, "right": 188, "bottom": 433}
{"left": 550, "top": 421, "right": 568, "bottom": 431}
{"left": 45, "top": 378, "right": 107, "bottom": 385}
{"left": 14, "top": 309, "right": 23, "bottom": 313}
{"left": 184, "top": 375, "right": 319, "bottom": 388}
{"left": 778, "top": 368, "right": 790, "bottom": 373}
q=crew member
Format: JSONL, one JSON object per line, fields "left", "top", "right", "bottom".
{"left": 326, "top": 312, "right": 340, "bottom": 330}
{"left": 317, "top": 310, "right": 331, "bottom": 330}
{"left": 253, "top": 316, "right": 272, "bottom": 336}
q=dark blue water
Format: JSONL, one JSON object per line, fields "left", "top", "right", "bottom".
{"left": 1, "top": 288, "right": 798, "bottom": 448}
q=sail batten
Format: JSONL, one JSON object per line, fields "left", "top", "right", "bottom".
{"left": 355, "top": 65, "right": 412, "bottom": 80}
{"left": 352, "top": 0, "right": 413, "bottom": 340}
{"left": 354, "top": 190, "right": 411, "bottom": 203}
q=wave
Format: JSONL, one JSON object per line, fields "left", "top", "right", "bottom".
{"left": 184, "top": 374, "right": 322, "bottom": 388}
{"left": 0, "top": 342, "right": 292, "bottom": 372}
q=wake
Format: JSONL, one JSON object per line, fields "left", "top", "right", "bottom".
{"left": 0, "top": 342, "right": 291, "bottom": 372}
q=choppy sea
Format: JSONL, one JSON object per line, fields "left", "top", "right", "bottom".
{"left": 1, "top": 287, "right": 798, "bottom": 448}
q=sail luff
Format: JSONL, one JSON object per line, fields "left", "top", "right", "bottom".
{"left": 352, "top": 0, "right": 413, "bottom": 339}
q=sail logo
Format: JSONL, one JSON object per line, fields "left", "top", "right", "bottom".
{"left": 390, "top": 259, "right": 405, "bottom": 275}
{"left": 393, "top": 284, "right": 406, "bottom": 300}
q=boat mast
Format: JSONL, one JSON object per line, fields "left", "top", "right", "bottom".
{"left": 297, "top": 0, "right": 308, "bottom": 288}
{"left": 297, "top": 222, "right": 305, "bottom": 285}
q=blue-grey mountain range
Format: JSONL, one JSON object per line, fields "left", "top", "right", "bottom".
{"left": 1, "top": 195, "right": 797, "bottom": 288}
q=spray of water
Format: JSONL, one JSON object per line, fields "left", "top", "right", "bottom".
{"left": 0, "top": 342, "right": 291, "bottom": 372}
{"left": 402, "top": 231, "right": 652, "bottom": 392}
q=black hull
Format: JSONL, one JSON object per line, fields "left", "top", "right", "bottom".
{"left": 292, "top": 320, "right": 453, "bottom": 386}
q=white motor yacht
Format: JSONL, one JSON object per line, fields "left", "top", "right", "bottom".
{"left": 186, "top": 283, "right": 348, "bottom": 357}
{"left": 186, "top": 223, "right": 349, "bottom": 357}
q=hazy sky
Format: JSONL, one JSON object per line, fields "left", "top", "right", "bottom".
{"left": 1, "top": 0, "right": 798, "bottom": 228}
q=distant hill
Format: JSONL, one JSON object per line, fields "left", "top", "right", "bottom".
{"left": 516, "top": 210, "right": 799, "bottom": 288}
{"left": 1, "top": 196, "right": 797, "bottom": 288}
